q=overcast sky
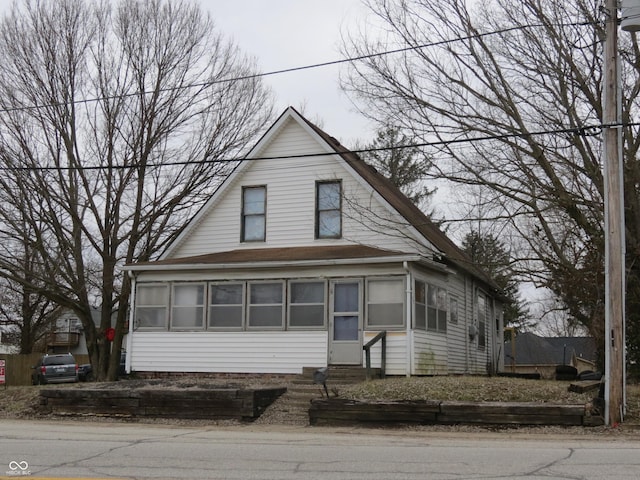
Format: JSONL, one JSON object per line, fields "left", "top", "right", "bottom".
{"left": 202, "top": 0, "right": 375, "bottom": 146}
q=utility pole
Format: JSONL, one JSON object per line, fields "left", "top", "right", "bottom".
{"left": 603, "top": 0, "right": 626, "bottom": 426}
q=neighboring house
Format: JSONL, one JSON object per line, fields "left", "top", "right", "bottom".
{"left": 45, "top": 309, "right": 99, "bottom": 355}
{"left": 503, "top": 332, "right": 598, "bottom": 378}
{"left": 123, "top": 107, "right": 504, "bottom": 377}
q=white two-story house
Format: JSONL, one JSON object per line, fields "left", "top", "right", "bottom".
{"left": 123, "top": 107, "right": 504, "bottom": 377}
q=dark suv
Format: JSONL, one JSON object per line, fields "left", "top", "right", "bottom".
{"left": 31, "top": 354, "right": 79, "bottom": 385}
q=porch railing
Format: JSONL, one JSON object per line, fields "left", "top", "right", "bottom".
{"left": 363, "top": 330, "right": 386, "bottom": 380}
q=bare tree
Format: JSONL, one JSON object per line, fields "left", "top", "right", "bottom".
{"left": 341, "top": 0, "right": 640, "bottom": 368}
{"left": 0, "top": 0, "right": 274, "bottom": 379}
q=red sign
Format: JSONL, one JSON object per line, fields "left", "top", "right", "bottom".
{"left": 105, "top": 328, "right": 116, "bottom": 342}
{"left": 0, "top": 359, "right": 5, "bottom": 385}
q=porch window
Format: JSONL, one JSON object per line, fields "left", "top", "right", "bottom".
{"left": 209, "top": 283, "right": 244, "bottom": 329}
{"left": 135, "top": 284, "right": 168, "bottom": 329}
{"left": 424, "top": 282, "right": 447, "bottom": 333}
{"left": 248, "top": 282, "right": 284, "bottom": 328}
{"left": 316, "top": 181, "right": 341, "bottom": 238}
{"left": 171, "top": 284, "right": 205, "bottom": 329}
{"left": 366, "top": 278, "right": 404, "bottom": 328}
{"left": 241, "top": 186, "right": 266, "bottom": 242}
{"left": 288, "top": 281, "right": 326, "bottom": 328}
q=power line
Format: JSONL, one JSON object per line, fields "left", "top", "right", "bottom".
{"left": 0, "top": 20, "right": 596, "bottom": 115}
{"left": 0, "top": 121, "right": 630, "bottom": 172}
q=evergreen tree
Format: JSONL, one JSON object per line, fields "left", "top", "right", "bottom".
{"left": 462, "top": 230, "right": 533, "bottom": 333}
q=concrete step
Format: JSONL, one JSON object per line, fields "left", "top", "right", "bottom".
{"left": 298, "top": 366, "right": 380, "bottom": 385}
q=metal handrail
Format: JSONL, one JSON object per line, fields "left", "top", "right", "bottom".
{"left": 363, "top": 330, "right": 386, "bottom": 380}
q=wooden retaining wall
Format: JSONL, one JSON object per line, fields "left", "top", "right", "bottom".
{"left": 309, "top": 398, "right": 603, "bottom": 427}
{"left": 38, "top": 387, "right": 286, "bottom": 420}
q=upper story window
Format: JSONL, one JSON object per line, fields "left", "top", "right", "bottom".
{"left": 241, "top": 186, "right": 266, "bottom": 242}
{"left": 316, "top": 181, "right": 342, "bottom": 239}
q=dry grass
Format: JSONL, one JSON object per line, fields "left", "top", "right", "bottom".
{"left": 341, "top": 376, "right": 640, "bottom": 423}
{"left": 2, "top": 376, "right": 639, "bottom": 424}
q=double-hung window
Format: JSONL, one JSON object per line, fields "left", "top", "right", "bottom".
{"left": 209, "top": 283, "right": 244, "bottom": 329}
{"left": 289, "top": 281, "right": 326, "bottom": 328}
{"left": 417, "top": 280, "right": 447, "bottom": 333}
{"left": 242, "top": 186, "right": 266, "bottom": 242}
{"left": 171, "top": 284, "right": 205, "bottom": 329}
{"left": 316, "top": 181, "right": 341, "bottom": 238}
{"left": 366, "top": 278, "right": 404, "bottom": 328}
{"left": 248, "top": 282, "right": 284, "bottom": 328}
{"left": 135, "top": 284, "right": 168, "bottom": 329}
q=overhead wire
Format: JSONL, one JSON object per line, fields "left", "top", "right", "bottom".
{"left": 0, "top": 17, "right": 614, "bottom": 173}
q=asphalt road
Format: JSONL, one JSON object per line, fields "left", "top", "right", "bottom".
{"left": 1, "top": 419, "right": 640, "bottom": 479}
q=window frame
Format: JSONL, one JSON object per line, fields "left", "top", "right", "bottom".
{"left": 170, "top": 283, "right": 206, "bottom": 330}
{"left": 477, "top": 292, "right": 487, "bottom": 349}
{"left": 365, "top": 277, "right": 405, "bottom": 329}
{"left": 241, "top": 185, "right": 266, "bottom": 242}
{"left": 287, "top": 279, "right": 327, "bottom": 330}
{"left": 315, "top": 180, "right": 342, "bottom": 239}
{"left": 247, "top": 281, "right": 285, "bottom": 330}
{"left": 135, "top": 283, "right": 169, "bottom": 330}
{"left": 449, "top": 296, "right": 459, "bottom": 324}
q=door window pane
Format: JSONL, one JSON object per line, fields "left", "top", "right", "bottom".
{"left": 334, "top": 283, "right": 358, "bottom": 312}
{"left": 334, "top": 316, "right": 358, "bottom": 341}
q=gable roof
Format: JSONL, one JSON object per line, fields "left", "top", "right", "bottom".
{"left": 144, "top": 107, "right": 497, "bottom": 290}
{"left": 504, "top": 332, "right": 598, "bottom": 366}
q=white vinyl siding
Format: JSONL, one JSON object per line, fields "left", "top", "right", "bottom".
{"left": 362, "top": 331, "right": 407, "bottom": 376}
{"left": 169, "top": 119, "right": 428, "bottom": 258}
{"left": 130, "top": 331, "right": 328, "bottom": 374}
{"left": 413, "top": 330, "right": 448, "bottom": 375}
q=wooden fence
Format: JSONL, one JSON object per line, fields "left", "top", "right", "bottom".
{"left": 0, "top": 353, "right": 90, "bottom": 386}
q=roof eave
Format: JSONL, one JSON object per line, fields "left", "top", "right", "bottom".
{"left": 123, "top": 253, "right": 448, "bottom": 273}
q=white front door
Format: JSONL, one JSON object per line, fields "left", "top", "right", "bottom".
{"left": 328, "top": 279, "right": 362, "bottom": 365}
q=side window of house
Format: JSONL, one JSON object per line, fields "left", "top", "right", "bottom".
{"left": 209, "top": 283, "right": 244, "bottom": 329}
{"left": 414, "top": 280, "right": 426, "bottom": 329}
{"left": 247, "top": 282, "right": 284, "bottom": 329}
{"left": 135, "top": 284, "right": 168, "bottom": 329}
{"left": 416, "top": 281, "right": 446, "bottom": 333}
{"left": 241, "top": 186, "right": 266, "bottom": 242}
{"left": 171, "top": 284, "right": 205, "bottom": 329}
{"left": 288, "top": 281, "right": 326, "bottom": 328}
{"left": 449, "top": 296, "right": 458, "bottom": 324}
{"left": 477, "top": 293, "right": 487, "bottom": 349}
{"left": 366, "top": 278, "right": 404, "bottom": 328}
{"left": 316, "top": 181, "right": 341, "bottom": 239}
